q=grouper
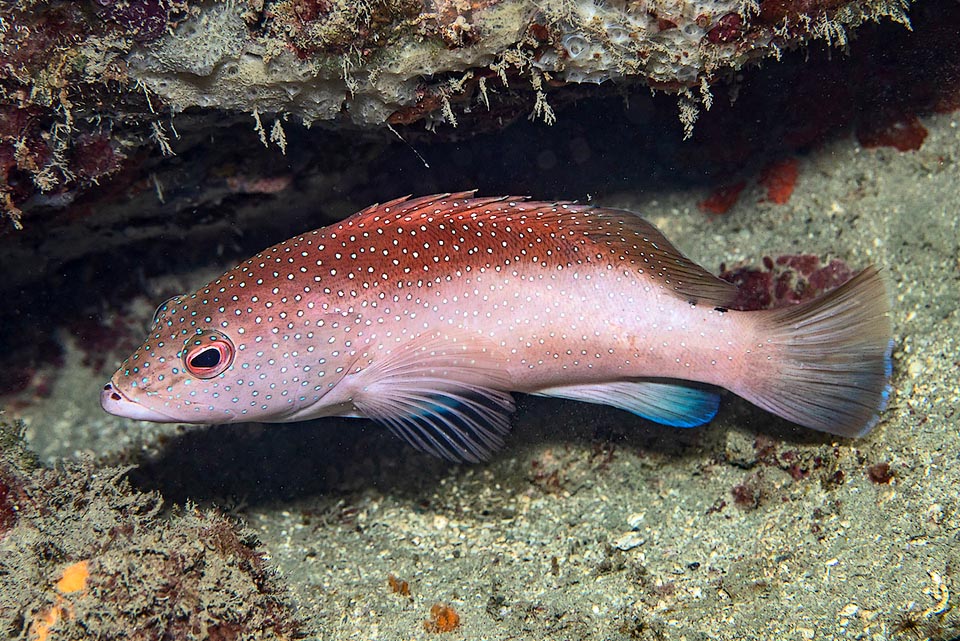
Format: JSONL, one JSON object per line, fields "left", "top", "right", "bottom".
{"left": 101, "top": 193, "right": 893, "bottom": 461}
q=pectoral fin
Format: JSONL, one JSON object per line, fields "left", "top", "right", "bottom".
{"left": 533, "top": 379, "right": 720, "bottom": 427}
{"left": 350, "top": 333, "right": 516, "bottom": 463}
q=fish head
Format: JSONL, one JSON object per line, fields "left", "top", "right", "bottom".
{"left": 101, "top": 264, "right": 359, "bottom": 424}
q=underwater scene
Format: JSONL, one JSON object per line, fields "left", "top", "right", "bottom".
{"left": 1, "top": 0, "right": 958, "bottom": 639}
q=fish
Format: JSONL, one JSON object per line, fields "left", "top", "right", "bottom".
{"left": 101, "top": 193, "right": 893, "bottom": 462}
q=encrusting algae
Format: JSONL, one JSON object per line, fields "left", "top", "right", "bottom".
{"left": 28, "top": 561, "right": 90, "bottom": 641}
{"left": 0, "top": 420, "right": 302, "bottom": 641}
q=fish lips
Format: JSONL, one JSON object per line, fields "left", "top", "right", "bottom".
{"left": 100, "top": 381, "right": 180, "bottom": 422}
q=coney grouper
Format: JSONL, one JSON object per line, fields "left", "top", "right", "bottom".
{"left": 102, "top": 193, "right": 893, "bottom": 462}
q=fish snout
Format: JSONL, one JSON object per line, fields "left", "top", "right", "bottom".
{"left": 100, "top": 381, "right": 178, "bottom": 422}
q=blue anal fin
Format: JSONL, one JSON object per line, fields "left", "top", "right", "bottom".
{"left": 533, "top": 379, "right": 721, "bottom": 428}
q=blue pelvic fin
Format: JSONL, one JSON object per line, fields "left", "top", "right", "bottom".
{"left": 372, "top": 393, "right": 514, "bottom": 463}
{"left": 351, "top": 331, "right": 515, "bottom": 463}
{"left": 533, "top": 379, "right": 721, "bottom": 428}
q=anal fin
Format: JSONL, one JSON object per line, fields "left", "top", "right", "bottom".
{"left": 533, "top": 379, "right": 720, "bottom": 428}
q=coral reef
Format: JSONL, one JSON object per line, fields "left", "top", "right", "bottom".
{"left": 0, "top": 419, "right": 303, "bottom": 640}
{"left": 0, "top": 0, "right": 914, "bottom": 228}
{"left": 131, "top": 0, "right": 910, "bottom": 134}
{"left": 0, "top": 1, "right": 191, "bottom": 229}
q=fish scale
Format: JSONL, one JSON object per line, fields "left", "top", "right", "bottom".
{"left": 102, "top": 193, "right": 893, "bottom": 462}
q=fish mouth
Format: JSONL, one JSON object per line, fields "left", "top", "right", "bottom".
{"left": 100, "top": 381, "right": 180, "bottom": 423}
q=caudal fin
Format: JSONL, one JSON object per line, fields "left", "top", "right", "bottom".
{"left": 748, "top": 266, "right": 893, "bottom": 438}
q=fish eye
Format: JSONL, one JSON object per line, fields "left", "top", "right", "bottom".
{"left": 189, "top": 347, "right": 222, "bottom": 369}
{"left": 152, "top": 294, "right": 183, "bottom": 327}
{"left": 183, "top": 330, "right": 234, "bottom": 379}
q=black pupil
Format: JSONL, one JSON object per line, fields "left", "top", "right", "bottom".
{"left": 190, "top": 347, "right": 221, "bottom": 369}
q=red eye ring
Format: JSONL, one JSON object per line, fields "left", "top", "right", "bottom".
{"left": 183, "top": 331, "right": 234, "bottom": 379}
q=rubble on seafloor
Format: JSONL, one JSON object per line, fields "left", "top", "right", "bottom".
{"left": 0, "top": 419, "right": 305, "bottom": 640}
{"left": 1, "top": 0, "right": 912, "bottom": 228}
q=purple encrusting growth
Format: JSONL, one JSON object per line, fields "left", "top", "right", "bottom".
{"left": 719, "top": 254, "right": 856, "bottom": 311}
{"left": 102, "top": 193, "right": 893, "bottom": 462}
{"left": 94, "top": 0, "right": 170, "bottom": 42}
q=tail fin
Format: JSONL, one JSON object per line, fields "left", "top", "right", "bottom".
{"left": 747, "top": 266, "right": 893, "bottom": 438}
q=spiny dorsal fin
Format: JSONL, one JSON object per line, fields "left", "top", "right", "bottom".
{"left": 583, "top": 207, "right": 738, "bottom": 308}
{"left": 344, "top": 194, "right": 737, "bottom": 308}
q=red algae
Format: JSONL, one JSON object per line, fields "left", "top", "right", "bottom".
{"left": 731, "top": 476, "right": 762, "bottom": 509}
{"left": 867, "top": 462, "right": 894, "bottom": 484}
{"left": 856, "top": 113, "right": 928, "bottom": 151}
{"left": 756, "top": 0, "right": 849, "bottom": 26}
{"left": 0, "top": 329, "right": 64, "bottom": 402}
{"left": 94, "top": 0, "right": 172, "bottom": 42}
{"left": 0, "top": 473, "right": 17, "bottom": 537}
{"left": 718, "top": 264, "right": 774, "bottom": 310}
{"left": 68, "top": 315, "right": 140, "bottom": 372}
{"left": 778, "top": 255, "right": 853, "bottom": 299}
{"left": 699, "top": 181, "right": 747, "bottom": 214}
{"left": 759, "top": 158, "right": 800, "bottom": 204}
{"left": 705, "top": 13, "right": 743, "bottom": 44}
{"left": 424, "top": 603, "right": 461, "bottom": 633}
{"left": 70, "top": 134, "right": 124, "bottom": 182}
{"left": 718, "top": 254, "right": 854, "bottom": 311}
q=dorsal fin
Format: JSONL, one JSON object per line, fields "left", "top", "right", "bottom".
{"left": 349, "top": 192, "right": 491, "bottom": 221}
{"left": 341, "top": 194, "right": 736, "bottom": 308}
{"left": 584, "top": 206, "right": 738, "bottom": 307}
